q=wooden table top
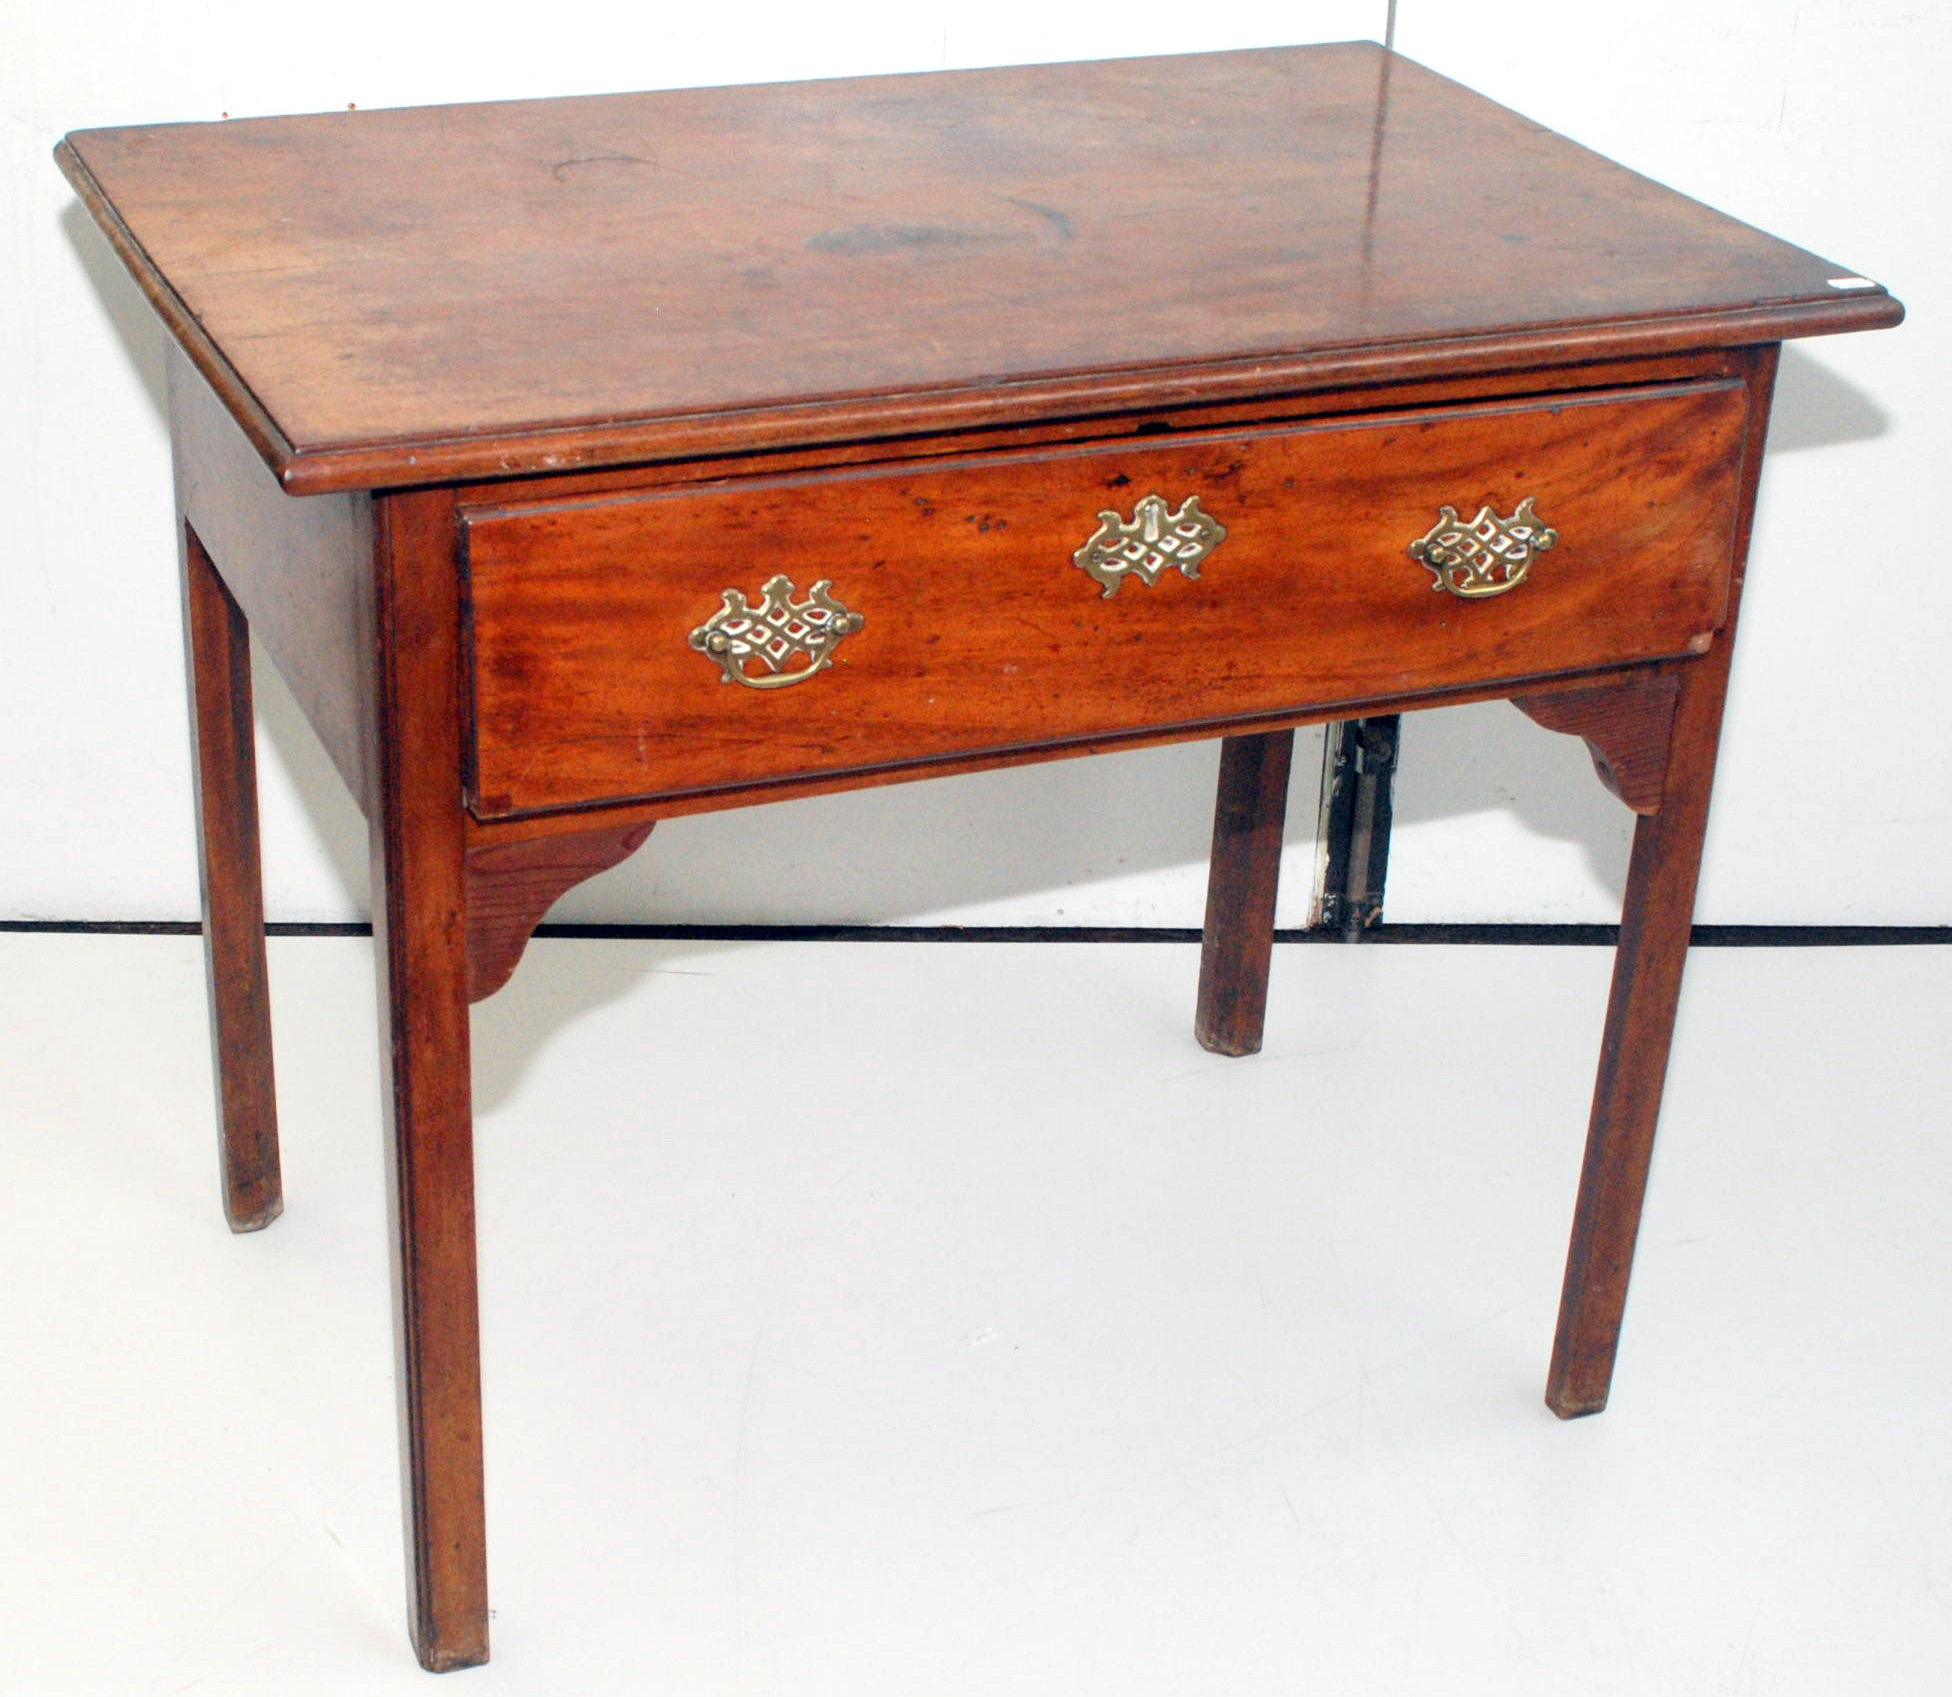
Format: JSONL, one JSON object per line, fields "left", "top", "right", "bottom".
{"left": 60, "top": 43, "right": 1901, "bottom": 493}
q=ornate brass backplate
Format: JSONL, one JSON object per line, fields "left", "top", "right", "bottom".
{"left": 688, "top": 573, "right": 865, "bottom": 689}
{"left": 1409, "top": 498, "right": 1559, "bottom": 599}
{"left": 1073, "top": 494, "right": 1227, "bottom": 598}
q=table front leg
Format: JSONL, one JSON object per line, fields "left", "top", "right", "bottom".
{"left": 373, "top": 809, "right": 487, "bottom": 1669}
{"left": 180, "top": 521, "right": 282, "bottom": 1231}
{"left": 1535, "top": 661, "right": 1729, "bottom": 1418}
{"left": 370, "top": 491, "right": 489, "bottom": 1671}
{"left": 1195, "top": 730, "right": 1296, "bottom": 1056}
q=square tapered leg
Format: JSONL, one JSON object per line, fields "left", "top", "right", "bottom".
{"left": 180, "top": 521, "right": 282, "bottom": 1233}
{"left": 1196, "top": 730, "right": 1296, "bottom": 1058}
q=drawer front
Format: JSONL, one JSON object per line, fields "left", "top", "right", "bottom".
{"left": 465, "top": 379, "right": 1747, "bottom": 817}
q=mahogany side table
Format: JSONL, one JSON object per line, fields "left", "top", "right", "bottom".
{"left": 58, "top": 44, "right": 1901, "bottom": 1672}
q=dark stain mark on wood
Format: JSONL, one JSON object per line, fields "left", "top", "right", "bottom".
{"left": 806, "top": 223, "right": 1008, "bottom": 255}
{"left": 549, "top": 153, "right": 652, "bottom": 183}
{"left": 995, "top": 193, "right": 1074, "bottom": 243}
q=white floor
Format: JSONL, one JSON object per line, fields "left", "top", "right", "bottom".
{"left": 3, "top": 934, "right": 1949, "bottom": 1695}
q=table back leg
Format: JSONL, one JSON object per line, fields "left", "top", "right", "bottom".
{"left": 180, "top": 521, "right": 282, "bottom": 1232}
{"left": 1196, "top": 730, "right": 1296, "bottom": 1056}
{"left": 370, "top": 491, "right": 490, "bottom": 1671}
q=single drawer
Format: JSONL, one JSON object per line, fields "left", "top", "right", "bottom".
{"left": 464, "top": 379, "right": 1748, "bottom": 817}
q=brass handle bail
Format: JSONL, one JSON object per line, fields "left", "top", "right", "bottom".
{"left": 1409, "top": 498, "right": 1559, "bottom": 599}
{"left": 689, "top": 573, "right": 865, "bottom": 689}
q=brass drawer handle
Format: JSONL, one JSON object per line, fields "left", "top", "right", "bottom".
{"left": 689, "top": 573, "right": 865, "bottom": 689}
{"left": 1409, "top": 498, "right": 1558, "bottom": 599}
{"left": 1074, "top": 494, "right": 1227, "bottom": 598}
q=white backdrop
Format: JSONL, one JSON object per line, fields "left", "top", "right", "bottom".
{"left": 5, "top": 0, "right": 1944, "bottom": 926}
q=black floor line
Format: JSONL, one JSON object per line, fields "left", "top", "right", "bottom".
{"left": 3, "top": 920, "right": 1946, "bottom": 946}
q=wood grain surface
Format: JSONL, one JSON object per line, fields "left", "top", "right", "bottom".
{"left": 57, "top": 45, "right": 1900, "bottom": 491}
{"left": 466, "top": 378, "right": 1749, "bottom": 817}
{"left": 463, "top": 821, "right": 655, "bottom": 1001}
{"left": 1512, "top": 675, "right": 1684, "bottom": 815}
